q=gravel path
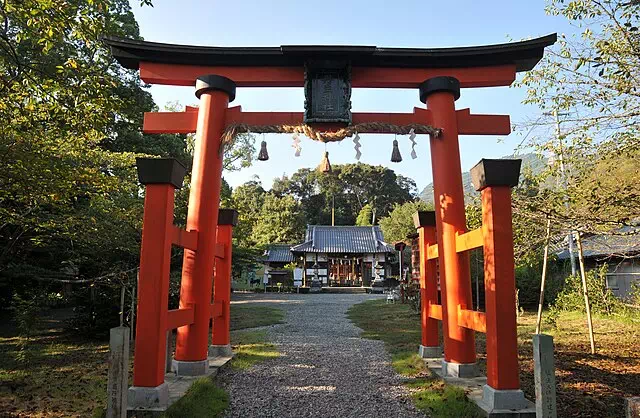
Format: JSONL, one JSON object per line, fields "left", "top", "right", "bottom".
{"left": 218, "top": 293, "right": 425, "bottom": 418}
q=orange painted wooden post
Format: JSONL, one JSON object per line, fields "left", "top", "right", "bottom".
{"left": 420, "top": 77, "right": 477, "bottom": 376}
{"left": 209, "top": 209, "right": 238, "bottom": 358}
{"left": 471, "top": 158, "right": 528, "bottom": 409}
{"left": 414, "top": 211, "right": 441, "bottom": 358}
{"left": 130, "top": 158, "right": 186, "bottom": 405}
{"left": 173, "top": 75, "right": 236, "bottom": 376}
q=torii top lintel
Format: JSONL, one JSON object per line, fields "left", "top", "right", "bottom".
{"left": 105, "top": 34, "right": 556, "bottom": 88}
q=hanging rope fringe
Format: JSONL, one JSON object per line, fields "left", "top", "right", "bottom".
{"left": 221, "top": 122, "right": 442, "bottom": 145}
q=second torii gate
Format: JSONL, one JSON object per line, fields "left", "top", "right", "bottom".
{"left": 106, "top": 33, "right": 556, "bottom": 413}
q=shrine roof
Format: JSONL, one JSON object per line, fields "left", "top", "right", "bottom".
{"left": 291, "top": 225, "right": 395, "bottom": 254}
{"left": 104, "top": 34, "right": 556, "bottom": 73}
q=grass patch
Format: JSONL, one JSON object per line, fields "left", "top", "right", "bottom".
{"left": 230, "top": 330, "right": 279, "bottom": 370}
{"left": 350, "top": 299, "right": 640, "bottom": 418}
{"left": 347, "top": 299, "right": 425, "bottom": 376}
{"left": 0, "top": 301, "right": 285, "bottom": 417}
{"left": 162, "top": 377, "right": 228, "bottom": 418}
{"left": 347, "top": 299, "right": 479, "bottom": 417}
{"left": 0, "top": 310, "right": 112, "bottom": 418}
{"left": 408, "top": 377, "right": 481, "bottom": 418}
{"left": 230, "top": 305, "right": 285, "bottom": 331}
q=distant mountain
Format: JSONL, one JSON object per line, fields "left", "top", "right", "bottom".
{"left": 418, "top": 153, "right": 546, "bottom": 205}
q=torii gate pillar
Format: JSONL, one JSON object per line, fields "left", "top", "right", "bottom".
{"left": 421, "top": 77, "right": 478, "bottom": 377}
{"left": 173, "top": 75, "right": 236, "bottom": 375}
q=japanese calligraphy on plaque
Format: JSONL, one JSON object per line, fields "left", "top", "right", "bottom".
{"left": 304, "top": 61, "right": 352, "bottom": 124}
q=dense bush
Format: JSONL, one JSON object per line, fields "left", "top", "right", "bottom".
{"left": 552, "top": 265, "right": 622, "bottom": 315}
{"left": 67, "top": 283, "right": 129, "bottom": 339}
{"left": 515, "top": 261, "right": 564, "bottom": 308}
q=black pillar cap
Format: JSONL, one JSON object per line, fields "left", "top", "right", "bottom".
{"left": 470, "top": 159, "right": 522, "bottom": 191}
{"left": 419, "top": 76, "right": 461, "bottom": 103}
{"left": 413, "top": 211, "right": 436, "bottom": 228}
{"left": 218, "top": 208, "right": 239, "bottom": 226}
{"left": 195, "top": 75, "right": 236, "bottom": 101}
{"left": 136, "top": 158, "right": 187, "bottom": 189}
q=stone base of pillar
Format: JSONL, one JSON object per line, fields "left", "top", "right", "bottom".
{"left": 481, "top": 385, "right": 530, "bottom": 412}
{"left": 127, "top": 383, "right": 169, "bottom": 410}
{"left": 208, "top": 344, "right": 233, "bottom": 358}
{"left": 172, "top": 359, "right": 209, "bottom": 376}
{"left": 441, "top": 360, "right": 479, "bottom": 378}
{"left": 418, "top": 345, "right": 441, "bottom": 358}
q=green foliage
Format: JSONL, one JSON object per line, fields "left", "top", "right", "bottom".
{"left": 9, "top": 293, "right": 43, "bottom": 366}
{"left": 404, "top": 279, "right": 421, "bottom": 313}
{"left": 272, "top": 163, "right": 417, "bottom": 226}
{"left": 250, "top": 194, "right": 305, "bottom": 246}
{"left": 355, "top": 203, "right": 374, "bottom": 226}
{"left": 67, "top": 285, "right": 122, "bottom": 338}
{"left": 379, "top": 201, "right": 431, "bottom": 244}
{"left": 163, "top": 378, "right": 228, "bottom": 418}
{"left": 552, "top": 264, "right": 626, "bottom": 316}
{"left": 0, "top": 0, "right": 183, "bottom": 303}
{"left": 515, "top": 261, "right": 563, "bottom": 308}
{"left": 409, "top": 378, "right": 481, "bottom": 418}
{"left": 515, "top": 0, "right": 640, "bottom": 235}
{"left": 231, "top": 179, "right": 266, "bottom": 247}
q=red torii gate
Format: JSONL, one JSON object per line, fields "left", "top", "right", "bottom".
{"left": 106, "top": 34, "right": 556, "bottom": 413}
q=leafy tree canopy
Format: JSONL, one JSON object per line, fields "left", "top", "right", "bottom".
{"left": 272, "top": 163, "right": 416, "bottom": 226}
{"left": 379, "top": 201, "right": 432, "bottom": 245}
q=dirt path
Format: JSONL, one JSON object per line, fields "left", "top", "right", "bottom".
{"left": 218, "top": 293, "right": 425, "bottom": 418}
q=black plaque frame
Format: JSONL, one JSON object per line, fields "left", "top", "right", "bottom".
{"left": 304, "top": 60, "right": 352, "bottom": 124}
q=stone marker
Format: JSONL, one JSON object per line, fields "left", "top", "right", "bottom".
{"left": 107, "top": 326, "right": 130, "bottom": 418}
{"left": 627, "top": 397, "right": 640, "bottom": 418}
{"left": 533, "top": 334, "right": 556, "bottom": 418}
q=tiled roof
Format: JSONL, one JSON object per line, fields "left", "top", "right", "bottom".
{"left": 264, "top": 244, "right": 295, "bottom": 263}
{"left": 557, "top": 225, "right": 640, "bottom": 259}
{"left": 291, "top": 225, "right": 394, "bottom": 254}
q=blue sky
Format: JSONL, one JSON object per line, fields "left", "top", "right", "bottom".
{"left": 130, "top": 1, "right": 573, "bottom": 192}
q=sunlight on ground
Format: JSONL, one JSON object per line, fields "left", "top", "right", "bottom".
{"left": 283, "top": 385, "right": 336, "bottom": 392}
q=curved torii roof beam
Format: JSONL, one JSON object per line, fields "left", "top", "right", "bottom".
{"left": 104, "top": 34, "right": 556, "bottom": 88}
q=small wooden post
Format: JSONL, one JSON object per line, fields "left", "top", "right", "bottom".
{"left": 576, "top": 233, "right": 596, "bottom": 354}
{"left": 165, "top": 331, "right": 173, "bottom": 373}
{"left": 535, "top": 217, "right": 552, "bottom": 334}
{"left": 533, "top": 333, "right": 557, "bottom": 418}
{"left": 107, "top": 326, "right": 130, "bottom": 418}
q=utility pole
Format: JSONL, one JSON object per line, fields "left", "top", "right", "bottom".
{"left": 331, "top": 195, "right": 335, "bottom": 226}
{"left": 553, "top": 109, "right": 577, "bottom": 276}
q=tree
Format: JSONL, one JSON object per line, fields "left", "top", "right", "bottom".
{"left": 251, "top": 194, "right": 305, "bottom": 246}
{"left": 272, "top": 163, "right": 416, "bottom": 226}
{"left": 0, "top": 0, "right": 164, "bottom": 291}
{"left": 379, "top": 201, "right": 432, "bottom": 244}
{"left": 516, "top": 0, "right": 640, "bottom": 236}
{"left": 230, "top": 179, "right": 266, "bottom": 247}
{"left": 355, "top": 204, "right": 374, "bottom": 226}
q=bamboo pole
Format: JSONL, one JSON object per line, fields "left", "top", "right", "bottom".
{"left": 576, "top": 232, "right": 596, "bottom": 354}
{"left": 535, "top": 217, "right": 552, "bottom": 334}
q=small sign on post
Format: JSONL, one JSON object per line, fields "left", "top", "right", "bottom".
{"left": 293, "top": 268, "right": 303, "bottom": 293}
{"left": 107, "top": 326, "right": 130, "bottom": 418}
{"left": 533, "top": 333, "right": 557, "bottom": 418}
